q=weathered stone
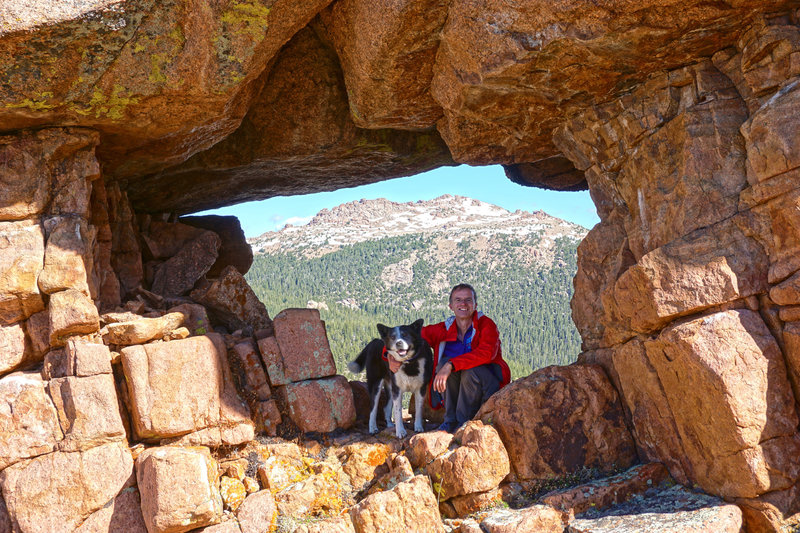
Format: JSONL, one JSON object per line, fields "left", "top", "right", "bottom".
{"left": 168, "top": 302, "right": 211, "bottom": 337}
{"left": 107, "top": 183, "right": 143, "bottom": 296}
{"left": 741, "top": 79, "right": 800, "bottom": 183}
{"left": 432, "top": 1, "right": 763, "bottom": 166}
{"left": 0, "top": 371, "right": 63, "bottom": 470}
{"left": 571, "top": 211, "right": 633, "bottom": 350}
{"left": 140, "top": 221, "right": 206, "bottom": 260}
{"left": 276, "top": 376, "right": 356, "bottom": 433}
{"left": 0, "top": 0, "right": 337, "bottom": 181}
{"left": 0, "top": 442, "right": 133, "bottom": 533}
{"left": 25, "top": 309, "right": 50, "bottom": 359}
{"left": 293, "top": 515, "right": 355, "bottom": 533}
{"left": 0, "top": 129, "right": 99, "bottom": 221}
{"left": 151, "top": 231, "right": 221, "bottom": 297}
{"left": 259, "top": 308, "right": 336, "bottom": 386}
{"left": 137, "top": 446, "right": 222, "bottom": 533}
{"left": 257, "top": 455, "right": 306, "bottom": 493}
{"left": 318, "top": 0, "right": 446, "bottom": 130}
{"left": 48, "top": 289, "right": 100, "bottom": 347}
{"left": 221, "top": 459, "right": 249, "bottom": 481}
{"left": 612, "top": 339, "right": 693, "bottom": 484}
{"left": 74, "top": 487, "right": 147, "bottom": 533}
{"left": 477, "top": 364, "right": 637, "bottom": 482}
{"left": 103, "top": 311, "right": 185, "bottom": 345}
{"left": 477, "top": 505, "right": 566, "bottom": 533}
{"left": 274, "top": 472, "right": 343, "bottom": 517}
{"left": 770, "top": 269, "right": 800, "bottom": 305}
{"left": 230, "top": 339, "right": 271, "bottom": 401}
{"left": 89, "top": 178, "right": 122, "bottom": 311}
{"left": 427, "top": 421, "right": 510, "bottom": 500}
{"left": 192, "top": 265, "right": 272, "bottom": 333}
{"left": 612, "top": 218, "right": 767, "bottom": 333}
{"left": 195, "top": 522, "right": 242, "bottom": 533}
{"left": 48, "top": 373, "right": 126, "bottom": 452}
{"left": 121, "top": 334, "right": 224, "bottom": 440}
{"left": 614, "top": 90, "right": 748, "bottom": 260}
{"left": 179, "top": 215, "right": 254, "bottom": 277}
{"left": 0, "top": 221, "right": 45, "bottom": 325}
{"left": 455, "top": 518, "right": 483, "bottom": 533}
{"left": 567, "top": 484, "right": 743, "bottom": 533}
{"left": 254, "top": 399, "right": 282, "bottom": 437}
{"left": 504, "top": 157, "right": 587, "bottom": 192}
{"left": 0, "top": 321, "right": 30, "bottom": 377}
{"left": 237, "top": 490, "right": 277, "bottom": 533}
{"left": 645, "top": 310, "right": 800, "bottom": 499}
{"left": 218, "top": 348, "right": 255, "bottom": 446}
{"left": 542, "top": 463, "right": 670, "bottom": 516}
{"left": 445, "top": 487, "right": 503, "bottom": 519}
{"left": 164, "top": 326, "right": 188, "bottom": 340}
{"left": 367, "top": 454, "right": 414, "bottom": 496}
{"left": 129, "top": 26, "right": 452, "bottom": 214}
{"left": 348, "top": 475, "right": 444, "bottom": 533}
{"left": 744, "top": 186, "right": 800, "bottom": 284}
{"left": 38, "top": 217, "right": 92, "bottom": 296}
{"left": 220, "top": 476, "right": 247, "bottom": 512}
{"left": 336, "top": 441, "right": 400, "bottom": 494}
{"left": 42, "top": 339, "right": 111, "bottom": 380}
{"left": 0, "top": 494, "right": 10, "bottom": 533}
{"left": 781, "top": 322, "right": 800, "bottom": 411}
{"left": 243, "top": 477, "right": 259, "bottom": 494}
{"left": 406, "top": 430, "right": 454, "bottom": 470}
{"left": 735, "top": 482, "right": 800, "bottom": 533}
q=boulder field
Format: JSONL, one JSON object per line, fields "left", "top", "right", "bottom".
{"left": 3, "top": 2, "right": 800, "bottom": 532}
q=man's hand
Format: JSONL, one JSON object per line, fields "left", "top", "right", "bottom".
{"left": 388, "top": 357, "right": 401, "bottom": 373}
{"left": 433, "top": 362, "right": 453, "bottom": 393}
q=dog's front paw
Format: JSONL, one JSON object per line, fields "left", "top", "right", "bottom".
{"left": 395, "top": 425, "right": 407, "bottom": 439}
{"left": 414, "top": 422, "right": 424, "bottom": 433}
{"left": 369, "top": 423, "right": 379, "bottom": 435}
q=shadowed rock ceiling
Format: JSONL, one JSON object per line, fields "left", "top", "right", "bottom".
{"left": 0, "top": 0, "right": 796, "bottom": 213}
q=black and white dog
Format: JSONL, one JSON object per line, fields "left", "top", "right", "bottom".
{"left": 348, "top": 319, "right": 433, "bottom": 438}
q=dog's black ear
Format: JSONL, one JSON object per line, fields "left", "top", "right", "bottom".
{"left": 377, "top": 324, "right": 389, "bottom": 337}
{"left": 411, "top": 318, "right": 424, "bottom": 331}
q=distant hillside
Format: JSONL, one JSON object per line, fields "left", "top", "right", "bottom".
{"left": 245, "top": 195, "right": 587, "bottom": 379}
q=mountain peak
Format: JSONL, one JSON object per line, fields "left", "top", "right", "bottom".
{"left": 249, "top": 195, "right": 586, "bottom": 260}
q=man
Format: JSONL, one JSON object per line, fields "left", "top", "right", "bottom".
{"left": 389, "top": 283, "right": 510, "bottom": 432}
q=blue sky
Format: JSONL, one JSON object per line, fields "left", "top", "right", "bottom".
{"left": 196, "top": 164, "right": 600, "bottom": 238}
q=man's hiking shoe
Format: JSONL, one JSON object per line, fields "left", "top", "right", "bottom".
{"left": 436, "top": 421, "right": 458, "bottom": 433}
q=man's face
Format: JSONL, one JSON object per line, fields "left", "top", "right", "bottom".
{"left": 449, "top": 288, "right": 476, "bottom": 319}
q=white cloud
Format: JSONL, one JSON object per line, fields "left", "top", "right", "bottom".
{"left": 281, "top": 216, "right": 313, "bottom": 228}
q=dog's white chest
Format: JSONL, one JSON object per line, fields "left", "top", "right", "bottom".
{"left": 395, "top": 369, "right": 424, "bottom": 393}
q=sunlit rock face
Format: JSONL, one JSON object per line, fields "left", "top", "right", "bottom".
{"left": 561, "top": 14, "right": 800, "bottom": 531}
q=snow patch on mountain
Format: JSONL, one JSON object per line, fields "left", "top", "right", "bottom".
{"left": 248, "top": 195, "right": 587, "bottom": 256}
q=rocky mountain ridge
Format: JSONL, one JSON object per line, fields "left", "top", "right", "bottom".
{"left": 249, "top": 195, "right": 588, "bottom": 264}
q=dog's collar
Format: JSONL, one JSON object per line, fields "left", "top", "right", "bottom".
{"left": 381, "top": 346, "right": 419, "bottom": 364}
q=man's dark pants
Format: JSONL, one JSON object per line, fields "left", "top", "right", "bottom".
{"left": 443, "top": 363, "right": 502, "bottom": 426}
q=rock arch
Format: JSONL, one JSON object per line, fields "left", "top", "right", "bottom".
{"left": 1, "top": 2, "right": 800, "bottom": 531}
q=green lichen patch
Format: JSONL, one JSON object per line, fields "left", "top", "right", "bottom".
{"left": 220, "top": 1, "right": 271, "bottom": 41}
{"left": 7, "top": 92, "right": 57, "bottom": 111}
{"left": 71, "top": 84, "right": 140, "bottom": 119}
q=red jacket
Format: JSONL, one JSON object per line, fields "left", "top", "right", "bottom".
{"left": 422, "top": 311, "right": 511, "bottom": 400}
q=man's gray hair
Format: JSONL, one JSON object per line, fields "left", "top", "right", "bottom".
{"left": 449, "top": 283, "right": 477, "bottom": 303}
